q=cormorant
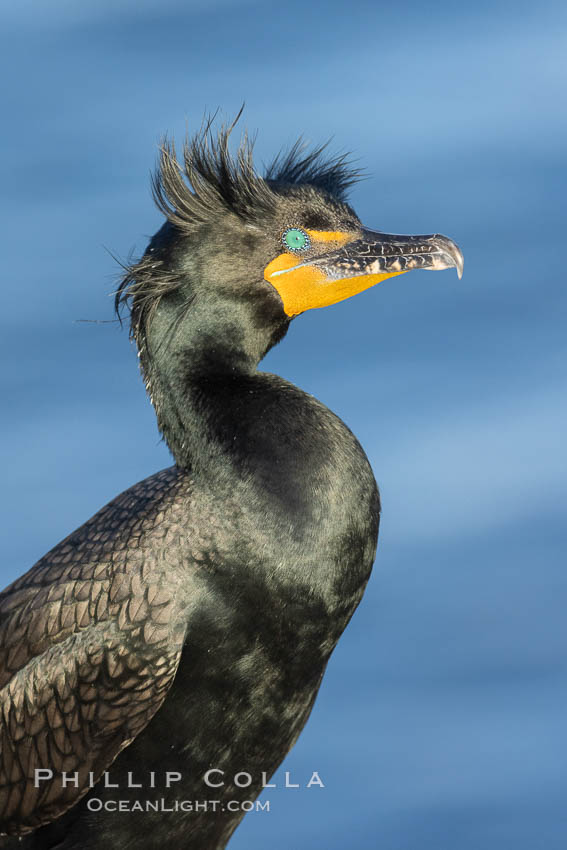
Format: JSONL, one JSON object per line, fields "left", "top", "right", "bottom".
{"left": 0, "top": 119, "right": 463, "bottom": 849}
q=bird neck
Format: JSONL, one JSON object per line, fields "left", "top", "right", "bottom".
{"left": 137, "top": 295, "right": 379, "bottom": 609}
{"left": 139, "top": 293, "right": 289, "bottom": 474}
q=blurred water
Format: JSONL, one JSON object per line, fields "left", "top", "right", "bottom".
{"left": 1, "top": 0, "right": 566, "bottom": 847}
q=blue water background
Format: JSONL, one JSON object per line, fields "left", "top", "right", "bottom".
{"left": 1, "top": 0, "right": 566, "bottom": 846}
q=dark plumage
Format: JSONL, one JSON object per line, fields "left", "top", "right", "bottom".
{"left": 0, "top": 116, "right": 462, "bottom": 849}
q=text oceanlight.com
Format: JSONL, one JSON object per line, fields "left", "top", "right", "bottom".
{"left": 85, "top": 799, "right": 270, "bottom": 814}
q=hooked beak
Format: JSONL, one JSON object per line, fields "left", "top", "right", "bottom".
{"left": 265, "top": 228, "right": 464, "bottom": 317}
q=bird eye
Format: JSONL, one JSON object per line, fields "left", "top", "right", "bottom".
{"left": 282, "top": 228, "right": 310, "bottom": 253}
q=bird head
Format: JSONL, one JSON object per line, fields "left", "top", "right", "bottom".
{"left": 116, "top": 118, "right": 462, "bottom": 378}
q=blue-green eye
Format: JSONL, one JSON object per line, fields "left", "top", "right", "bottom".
{"left": 282, "top": 227, "right": 310, "bottom": 253}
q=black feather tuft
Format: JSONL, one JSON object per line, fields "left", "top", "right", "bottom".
{"left": 265, "top": 138, "right": 363, "bottom": 200}
{"left": 151, "top": 119, "right": 276, "bottom": 232}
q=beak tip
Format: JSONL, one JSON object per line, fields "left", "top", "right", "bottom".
{"left": 443, "top": 238, "right": 464, "bottom": 280}
{"left": 456, "top": 252, "right": 464, "bottom": 280}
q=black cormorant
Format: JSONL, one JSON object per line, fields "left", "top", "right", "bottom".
{"left": 0, "top": 119, "right": 463, "bottom": 849}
